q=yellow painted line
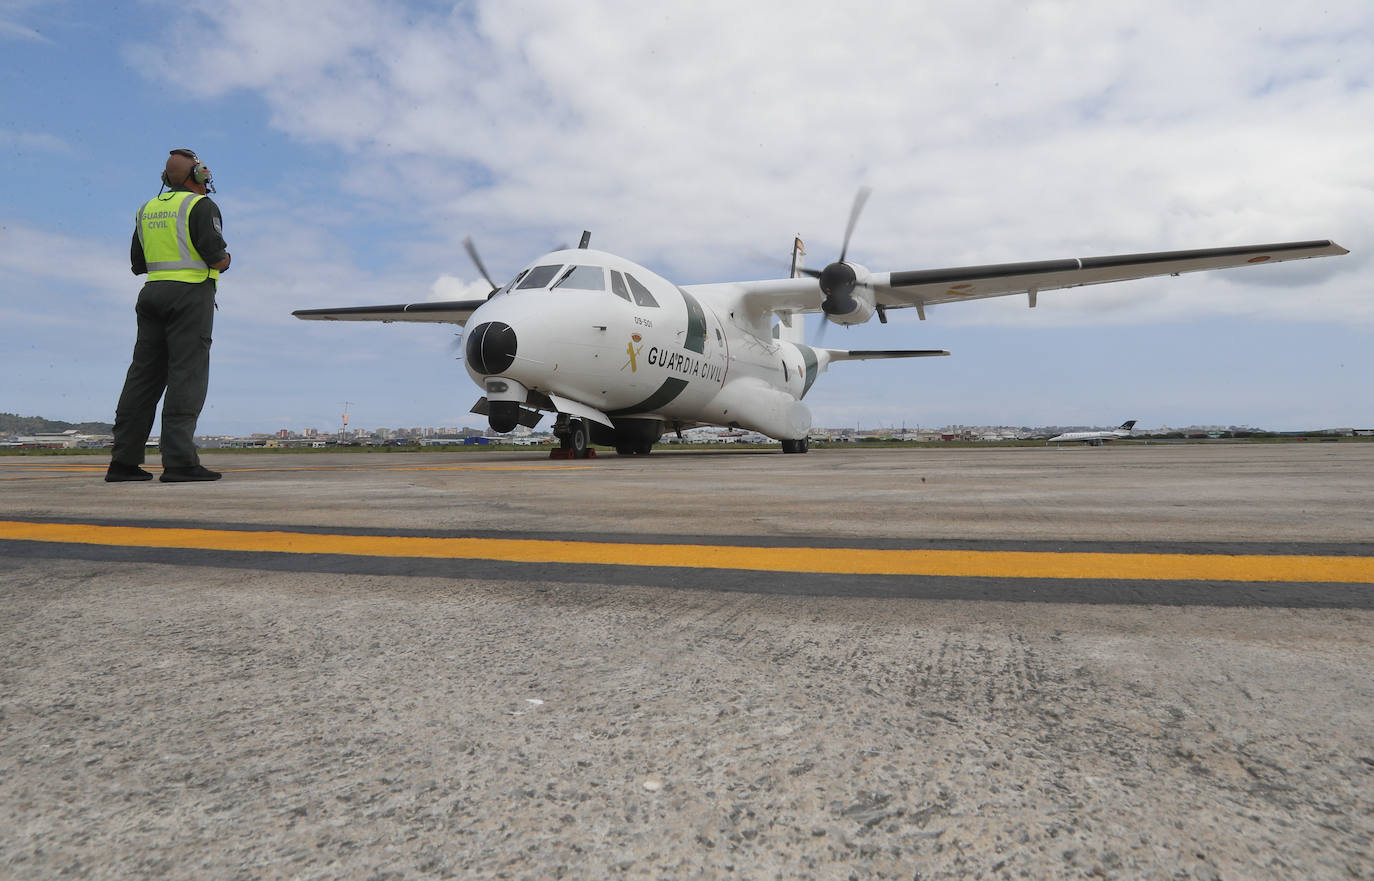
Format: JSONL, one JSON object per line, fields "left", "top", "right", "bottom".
{"left": 2, "top": 521, "right": 1372, "bottom": 583}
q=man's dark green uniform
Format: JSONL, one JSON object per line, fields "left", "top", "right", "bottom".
{"left": 110, "top": 185, "right": 229, "bottom": 475}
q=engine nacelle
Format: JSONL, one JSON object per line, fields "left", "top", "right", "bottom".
{"left": 823, "top": 284, "right": 875, "bottom": 326}
{"left": 819, "top": 262, "right": 876, "bottom": 326}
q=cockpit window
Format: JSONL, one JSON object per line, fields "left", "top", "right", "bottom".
{"left": 516, "top": 264, "right": 564, "bottom": 290}
{"left": 552, "top": 265, "right": 606, "bottom": 291}
{"left": 495, "top": 269, "right": 529, "bottom": 296}
{"left": 624, "top": 272, "right": 660, "bottom": 308}
{"left": 609, "top": 270, "right": 632, "bottom": 302}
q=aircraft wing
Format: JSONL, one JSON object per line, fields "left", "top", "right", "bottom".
{"left": 710, "top": 239, "right": 1347, "bottom": 317}
{"left": 292, "top": 299, "right": 488, "bottom": 325}
{"left": 872, "top": 240, "right": 1347, "bottom": 311}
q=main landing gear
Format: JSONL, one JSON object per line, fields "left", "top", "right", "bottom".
{"left": 551, "top": 415, "right": 595, "bottom": 460}
{"left": 781, "top": 438, "right": 810, "bottom": 454}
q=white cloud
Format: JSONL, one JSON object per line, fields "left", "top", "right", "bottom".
{"left": 0, "top": 222, "right": 128, "bottom": 294}
{"left": 430, "top": 273, "right": 493, "bottom": 301}
{"left": 127, "top": 2, "right": 1371, "bottom": 311}
{"left": 63, "top": 1, "right": 1373, "bottom": 429}
{"left": 0, "top": 130, "right": 74, "bottom": 153}
{"left": 0, "top": 0, "right": 53, "bottom": 42}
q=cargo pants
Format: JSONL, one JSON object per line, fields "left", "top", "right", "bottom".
{"left": 111, "top": 278, "right": 216, "bottom": 468}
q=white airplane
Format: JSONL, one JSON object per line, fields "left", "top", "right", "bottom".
{"left": 293, "top": 191, "right": 1347, "bottom": 456}
{"left": 1048, "top": 419, "right": 1138, "bottom": 446}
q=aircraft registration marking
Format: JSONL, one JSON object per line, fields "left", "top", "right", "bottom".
{"left": 3, "top": 520, "right": 1372, "bottom": 583}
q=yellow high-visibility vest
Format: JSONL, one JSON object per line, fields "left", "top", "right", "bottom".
{"left": 136, "top": 191, "right": 219, "bottom": 282}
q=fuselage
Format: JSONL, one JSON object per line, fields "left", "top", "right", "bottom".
{"left": 463, "top": 248, "right": 824, "bottom": 440}
{"left": 1047, "top": 422, "right": 1136, "bottom": 445}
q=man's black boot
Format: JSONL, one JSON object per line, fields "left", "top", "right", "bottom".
{"left": 160, "top": 465, "right": 222, "bottom": 483}
{"left": 105, "top": 461, "right": 154, "bottom": 482}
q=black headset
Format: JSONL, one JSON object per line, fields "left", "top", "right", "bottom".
{"left": 161, "top": 148, "right": 215, "bottom": 192}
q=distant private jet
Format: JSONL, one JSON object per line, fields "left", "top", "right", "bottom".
{"left": 1048, "top": 420, "right": 1137, "bottom": 446}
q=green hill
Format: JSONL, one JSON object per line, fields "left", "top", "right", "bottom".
{"left": 0, "top": 413, "right": 113, "bottom": 435}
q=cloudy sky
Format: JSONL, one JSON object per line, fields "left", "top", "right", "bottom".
{"left": 2, "top": 0, "right": 1370, "bottom": 434}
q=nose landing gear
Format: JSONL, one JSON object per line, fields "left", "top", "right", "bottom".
{"left": 551, "top": 414, "right": 595, "bottom": 459}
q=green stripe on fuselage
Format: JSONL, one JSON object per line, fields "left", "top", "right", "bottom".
{"left": 609, "top": 377, "right": 690, "bottom": 416}
{"left": 679, "top": 288, "right": 707, "bottom": 354}
{"left": 796, "top": 344, "right": 819, "bottom": 398}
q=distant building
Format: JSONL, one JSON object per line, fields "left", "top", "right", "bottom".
{"left": 13, "top": 429, "right": 109, "bottom": 449}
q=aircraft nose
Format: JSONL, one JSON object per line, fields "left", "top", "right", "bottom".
{"left": 465, "top": 321, "right": 517, "bottom": 375}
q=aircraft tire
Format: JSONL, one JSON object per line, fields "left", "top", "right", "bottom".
{"left": 570, "top": 420, "right": 590, "bottom": 458}
{"left": 781, "top": 439, "right": 809, "bottom": 454}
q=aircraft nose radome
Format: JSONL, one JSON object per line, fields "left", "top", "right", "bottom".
{"left": 465, "top": 321, "right": 517, "bottom": 375}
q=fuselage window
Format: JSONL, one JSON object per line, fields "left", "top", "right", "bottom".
{"left": 609, "top": 270, "right": 632, "bottom": 302}
{"left": 552, "top": 265, "right": 606, "bottom": 291}
{"left": 516, "top": 264, "right": 564, "bottom": 290}
{"left": 624, "top": 273, "right": 660, "bottom": 308}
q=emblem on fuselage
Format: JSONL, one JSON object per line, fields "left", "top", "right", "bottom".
{"left": 623, "top": 335, "right": 644, "bottom": 372}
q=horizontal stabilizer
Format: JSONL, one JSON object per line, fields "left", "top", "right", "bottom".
{"left": 293, "top": 299, "right": 488, "bottom": 325}
{"left": 826, "top": 349, "right": 950, "bottom": 361}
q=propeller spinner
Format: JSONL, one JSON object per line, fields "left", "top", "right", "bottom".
{"left": 802, "top": 187, "right": 877, "bottom": 325}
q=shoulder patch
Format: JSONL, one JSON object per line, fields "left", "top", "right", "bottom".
{"left": 212, "top": 216, "right": 222, "bottom": 235}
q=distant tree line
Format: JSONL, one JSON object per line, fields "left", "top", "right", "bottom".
{"left": 0, "top": 413, "right": 113, "bottom": 435}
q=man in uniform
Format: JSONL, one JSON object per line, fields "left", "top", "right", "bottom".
{"left": 106, "top": 148, "right": 232, "bottom": 483}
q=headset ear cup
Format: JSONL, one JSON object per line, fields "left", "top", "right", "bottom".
{"left": 193, "top": 163, "right": 210, "bottom": 185}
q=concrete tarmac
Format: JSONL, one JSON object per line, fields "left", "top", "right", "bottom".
{"left": 2, "top": 444, "right": 1372, "bottom": 879}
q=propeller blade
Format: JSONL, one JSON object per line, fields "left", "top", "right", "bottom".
{"left": 812, "top": 314, "right": 828, "bottom": 347}
{"left": 798, "top": 267, "right": 822, "bottom": 279}
{"left": 838, "top": 186, "right": 872, "bottom": 264}
{"left": 462, "top": 236, "right": 498, "bottom": 293}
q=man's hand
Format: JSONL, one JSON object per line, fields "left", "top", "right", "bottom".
{"left": 211, "top": 253, "right": 231, "bottom": 271}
